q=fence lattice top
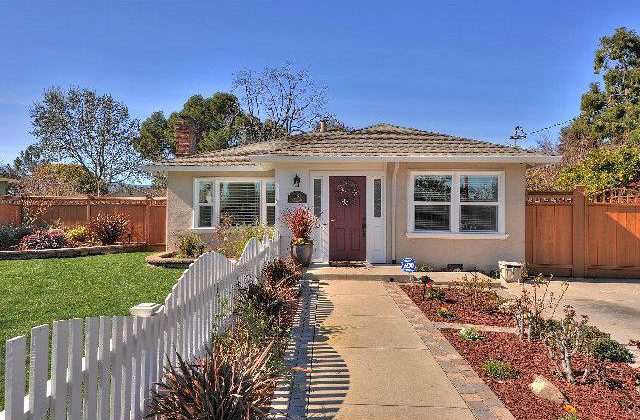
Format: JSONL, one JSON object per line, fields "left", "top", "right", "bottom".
{"left": 526, "top": 191, "right": 573, "bottom": 204}
{"left": 591, "top": 188, "right": 640, "bottom": 204}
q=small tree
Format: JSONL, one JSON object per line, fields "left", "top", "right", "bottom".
{"left": 30, "top": 87, "right": 142, "bottom": 195}
{"left": 233, "top": 62, "right": 328, "bottom": 142}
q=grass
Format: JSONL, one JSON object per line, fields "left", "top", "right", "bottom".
{"left": 0, "top": 252, "right": 184, "bottom": 410}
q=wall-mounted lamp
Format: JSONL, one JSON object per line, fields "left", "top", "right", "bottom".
{"left": 293, "top": 174, "right": 301, "bottom": 188}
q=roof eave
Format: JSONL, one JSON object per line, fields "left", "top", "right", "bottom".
{"left": 141, "top": 163, "right": 273, "bottom": 173}
{"left": 249, "top": 154, "right": 561, "bottom": 165}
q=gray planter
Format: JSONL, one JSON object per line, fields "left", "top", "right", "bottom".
{"left": 291, "top": 241, "right": 313, "bottom": 267}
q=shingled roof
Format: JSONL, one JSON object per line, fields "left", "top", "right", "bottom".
{"left": 146, "top": 123, "right": 558, "bottom": 169}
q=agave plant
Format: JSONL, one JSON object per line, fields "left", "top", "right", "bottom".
{"left": 147, "top": 340, "right": 278, "bottom": 420}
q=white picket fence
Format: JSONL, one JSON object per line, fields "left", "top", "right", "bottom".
{"left": 1, "top": 234, "right": 280, "bottom": 420}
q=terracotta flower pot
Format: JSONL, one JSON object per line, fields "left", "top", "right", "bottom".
{"left": 291, "top": 241, "right": 313, "bottom": 267}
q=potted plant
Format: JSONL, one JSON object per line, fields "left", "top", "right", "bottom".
{"left": 282, "top": 206, "right": 320, "bottom": 267}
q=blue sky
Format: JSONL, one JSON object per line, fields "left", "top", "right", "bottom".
{"left": 1, "top": 0, "right": 639, "bottom": 163}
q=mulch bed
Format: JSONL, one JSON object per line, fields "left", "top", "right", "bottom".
{"left": 400, "top": 283, "right": 514, "bottom": 327}
{"left": 442, "top": 329, "right": 640, "bottom": 420}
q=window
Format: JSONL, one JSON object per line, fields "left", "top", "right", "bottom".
{"left": 265, "top": 181, "right": 276, "bottom": 226}
{"left": 313, "top": 178, "right": 322, "bottom": 218}
{"left": 219, "top": 182, "right": 260, "bottom": 225}
{"left": 413, "top": 175, "right": 451, "bottom": 231}
{"left": 459, "top": 175, "right": 498, "bottom": 232}
{"left": 408, "top": 172, "right": 503, "bottom": 235}
{"left": 373, "top": 178, "right": 382, "bottom": 218}
{"left": 194, "top": 178, "right": 276, "bottom": 228}
{"left": 196, "top": 180, "right": 214, "bottom": 228}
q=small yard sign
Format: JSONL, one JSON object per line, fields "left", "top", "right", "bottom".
{"left": 400, "top": 257, "right": 416, "bottom": 273}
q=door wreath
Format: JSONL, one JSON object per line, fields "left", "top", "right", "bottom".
{"left": 335, "top": 179, "right": 360, "bottom": 206}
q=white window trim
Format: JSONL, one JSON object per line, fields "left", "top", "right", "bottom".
{"left": 192, "top": 177, "right": 276, "bottom": 229}
{"left": 407, "top": 170, "right": 506, "bottom": 238}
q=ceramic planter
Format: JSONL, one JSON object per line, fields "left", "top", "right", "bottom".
{"left": 291, "top": 241, "right": 313, "bottom": 267}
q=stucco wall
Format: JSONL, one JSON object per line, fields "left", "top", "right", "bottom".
{"left": 392, "top": 162, "right": 527, "bottom": 271}
{"left": 165, "top": 169, "right": 275, "bottom": 251}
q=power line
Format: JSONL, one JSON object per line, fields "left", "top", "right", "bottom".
{"left": 525, "top": 117, "right": 576, "bottom": 136}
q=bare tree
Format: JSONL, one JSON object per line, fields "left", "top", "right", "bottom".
{"left": 233, "top": 62, "right": 328, "bottom": 142}
{"left": 30, "top": 87, "right": 142, "bottom": 195}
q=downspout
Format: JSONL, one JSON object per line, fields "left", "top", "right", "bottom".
{"left": 391, "top": 162, "right": 400, "bottom": 264}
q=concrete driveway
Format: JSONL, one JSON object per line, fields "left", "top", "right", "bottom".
{"left": 505, "top": 278, "right": 640, "bottom": 362}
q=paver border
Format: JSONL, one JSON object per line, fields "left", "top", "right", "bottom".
{"left": 269, "top": 276, "right": 316, "bottom": 419}
{"left": 385, "top": 281, "right": 516, "bottom": 420}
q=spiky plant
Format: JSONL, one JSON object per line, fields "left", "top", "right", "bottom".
{"left": 147, "top": 340, "right": 277, "bottom": 420}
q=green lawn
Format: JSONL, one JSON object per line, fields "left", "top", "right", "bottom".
{"left": 0, "top": 252, "right": 184, "bottom": 410}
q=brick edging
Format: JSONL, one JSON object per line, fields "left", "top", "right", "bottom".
{"left": 269, "top": 277, "right": 315, "bottom": 419}
{"left": 384, "top": 282, "right": 516, "bottom": 420}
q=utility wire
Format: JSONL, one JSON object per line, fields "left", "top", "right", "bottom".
{"left": 525, "top": 117, "right": 576, "bottom": 136}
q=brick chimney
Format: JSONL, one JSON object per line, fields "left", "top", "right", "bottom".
{"left": 318, "top": 119, "right": 327, "bottom": 133}
{"left": 174, "top": 116, "right": 198, "bottom": 157}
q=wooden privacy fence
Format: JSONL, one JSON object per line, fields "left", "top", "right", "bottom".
{"left": 1, "top": 234, "right": 280, "bottom": 420}
{"left": 526, "top": 186, "right": 640, "bottom": 278}
{"left": 0, "top": 196, "right": 166, "bottom": 247}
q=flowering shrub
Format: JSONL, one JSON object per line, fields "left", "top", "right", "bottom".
{"left": 282, "top": 206, "right": 319, "bottom": 245}
{"left": 89, "top": 213, "right": 130, "bottom": 245}
{"left": 437, "top": 306, "right": 456, "bottom": 319}
{"left": 64, "top": 225, "right": 90, "bottom": 243}
{"left": 459, "top": 327, "right": 484, "bottom": 341}
{"left": 19, "top": 229, "right": 67, "bottom": 250}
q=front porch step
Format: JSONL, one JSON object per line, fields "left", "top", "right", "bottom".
{"left": 304, "top": 263, "right": 416, "bottom": 282}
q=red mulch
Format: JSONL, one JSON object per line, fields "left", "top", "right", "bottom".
{"left": 400, "top": 283, "right": 514, "bottom": 327}
{"left": 442, "top": 329, "right": 640, "bottom": 420}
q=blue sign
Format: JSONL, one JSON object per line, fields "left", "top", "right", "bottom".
{"left": 400, "top": 257, "right": 416, "bottom": 273}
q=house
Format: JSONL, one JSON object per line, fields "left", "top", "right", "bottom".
{"left": 0, "top": 176, "right": 18, "bottom": 196}
{"left": 144, "top": 118, "right": 559, "bottom": 270}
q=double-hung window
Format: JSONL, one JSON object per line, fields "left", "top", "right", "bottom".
{"left": 194, "top": 178, "right": 276, "bottom": 228}
{"left": 408, "top": 171, "right": 504, "bottom": 236}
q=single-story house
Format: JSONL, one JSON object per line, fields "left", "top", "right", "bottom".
{"left": 144, "top": 118, "right": 559, "bottom": 270}
{"left": 0, "top": 176, "right": 18, "bottom": 196}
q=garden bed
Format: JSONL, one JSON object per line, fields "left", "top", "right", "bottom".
{"left": 145, "top": 251, "right": 195, "bottom": 268}
{"left": 0, "top": 243, "right": 146, "bottom": 260}
{"left": 442, "top": 329, "right": 640, "bottom": 420}
{"left": 401, "top": 283, "right": 514, "bottom": 327}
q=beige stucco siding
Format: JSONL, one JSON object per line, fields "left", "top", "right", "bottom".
{"left": 166, "top": 170, "right": 274, "bottom": 251}
{"left": 393, "top": 162, "right": 526, "bottom": 271}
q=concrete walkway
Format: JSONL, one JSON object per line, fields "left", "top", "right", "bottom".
{"left": 304, "top": 280, "right": 475, "bottom": 419}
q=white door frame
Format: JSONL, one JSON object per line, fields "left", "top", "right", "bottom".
{"left": 309, "top": 170, "right": 386, "bottom": 263}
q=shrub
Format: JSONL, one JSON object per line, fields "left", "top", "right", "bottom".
{"left": 64, "top": 225, "right": 89, "bottom": 243}
{"left": 281, "top": 206, "right": 319, "bottom": 245}
{"left": 416, "top": 263, "right": 433, "bottom": 272}
{"left": 148, "top": 341, "right": 277, "bottom": 420}
{"left": 591, "top": 337, "right": 635, "bottom": 363}
{"left": 0, "top": 225, "right": 33, "bottom": 249}
{"left": 482, "top": 359, "right": 517, "bottom": 380}
{"left": 213, "top": 216, "right": 275, "bottom": 259}
{"left": 421, "top": 276, "right": 445, "bottom": 301}
{"left": 175, "top": 231, "right": 205, "bottom": 258}
{"left": 19, "top": 229, "right": 67, "bottom": 250}
{"left": 437, "top": 306, "right": 456, "bottom": 320}
{"left": 459, "top": 327, "right": 484, "bottom": 341}
{"left": 89, "top": 213, "right": 130, "bottom": 245}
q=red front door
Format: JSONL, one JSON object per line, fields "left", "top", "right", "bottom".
{"left": 329, "top": 176, "right": 367, "bottom": 261}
